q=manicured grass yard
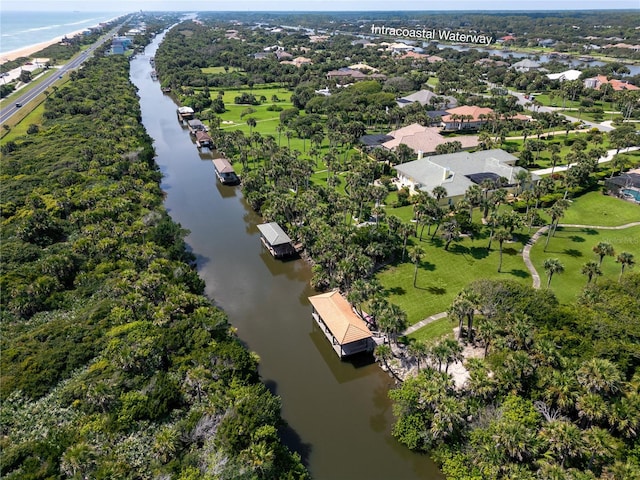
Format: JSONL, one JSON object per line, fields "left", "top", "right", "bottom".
{"left": 407, "top": 317, "right": 454, "bottom": 342}
{"left": 530, "top": 224, "right": 640, "bottom": 304}
{"left": 377, "top": 190, "right": 639, "bottom": 330}
{"left": 559, "top": 191, "right": 640, "bottom": 227}
{"left": 376, "top": 230, "right": 531, "bottom": 326}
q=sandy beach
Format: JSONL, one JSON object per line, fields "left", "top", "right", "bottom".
{"left": 0, "top": 29, "right": 85, "bottom": 64}
{"left": 1, "top": 16, "right": 123, "bottom": 65}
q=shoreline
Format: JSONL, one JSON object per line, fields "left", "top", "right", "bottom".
{"left": 0, "top": 15, "right": 124, "bottom": 65}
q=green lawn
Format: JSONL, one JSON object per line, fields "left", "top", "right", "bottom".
{"left": 0, "top": 103, "right": 46, "bottom": 143}
{"left": 201, "top": 66, "right": 243, "bottom": 74}
{"left": 530, "top": 224, "right": 640, "bottom": 304}
{"left": 407, "top": 317, "right": 454, "bottom": 342}
{"left": 376, "top": 190, "right": 639, "bottom": 329}
{"left": 376, "top": 230, "right": 531, "bottom": 326}
{"left": 559, "top": 191, "right": 640, "bottom": 227}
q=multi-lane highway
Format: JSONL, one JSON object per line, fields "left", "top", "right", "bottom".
{"left": 0, "top": 24, "right": 125, "bottom": 125}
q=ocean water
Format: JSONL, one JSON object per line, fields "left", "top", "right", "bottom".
{"left": 0, "top": 11, "right": 126, "bottom": 56}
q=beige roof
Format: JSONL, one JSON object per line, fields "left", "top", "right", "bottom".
{"left": 383, "top": 124, "right": 478, "bottom": 153}
{"left": 442, "top": 105, "right": 494, "bottom": 122}
{"left": 308, "top": 291, "right": 372, "bottom": 345}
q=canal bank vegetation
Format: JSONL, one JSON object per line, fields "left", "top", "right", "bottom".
{"left": 152, "top": 14, "right": 640, "bottom": 479}
{"left": 0, "top": 38, "right": 307, "bottom": 480}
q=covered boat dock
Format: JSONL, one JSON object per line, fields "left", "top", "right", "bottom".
{"left": 308, "top": 290, "right": 376, "bottom": 358}
{"left": 256, "top": 222, "right": 296, "bottom": 258}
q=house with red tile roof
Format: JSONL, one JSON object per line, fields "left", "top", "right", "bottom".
{"left": 441, "top": 106, "right": 494, "bottom": 132}
{"left": 583, "top": 75, "right": 639, "bottom": 91}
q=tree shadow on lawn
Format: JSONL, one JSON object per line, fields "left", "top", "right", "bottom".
{"left": 418, "top": 260, "right": 436, "bottom": 271}
{"left": 385, "top": 286, "right": 406, "bottom": 296}
{"left": 503, "top": 247, "right": 519, "bottom": 256}
{"left": 507, "top": 269, "right": 530, "bottom": 279}
{"left": 469, "top": 246, "right": 489, "bottom": 260}
{"left": 425, "top": 285, "right": 447, "bottom": 295}
{"left": 569, "top": 235, "right": 586, "bottom": 243}
{"left": 563, "top": 248, "right": 583, "bottom": 258}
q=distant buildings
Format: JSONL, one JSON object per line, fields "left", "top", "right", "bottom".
{"left": 546, "top": 69, "right": 582, "bottom": 82}
{"left": 111, "top": 36, "right": 133, "bottom": 55}
{"left": 583, "top": 75, "right": 639, "bottom": 91}
{"left": 396, "top": 89, "right": 457, "bottom": 109}
{"left": 440, "top": 106, "right": 495, "bottom": 132}
{"left": 511, "top": 59, "right": 542, "bottom": 73}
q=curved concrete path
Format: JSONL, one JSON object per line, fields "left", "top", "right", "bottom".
{"left": 403, "top": 220, "right": 640, "bottom": 335}
{"left": 522, "top": 221, "right": 640, "bottom": 289}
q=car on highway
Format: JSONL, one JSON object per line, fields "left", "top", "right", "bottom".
{"left": 15, "top": 103, "right": 22, "bottom": 108}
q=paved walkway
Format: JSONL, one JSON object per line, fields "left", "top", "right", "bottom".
{"left": 522, "top": 221, "right": 640, "bottom": 289}
{"left": 403, "top": 311, "right": 448, "bottom": 335}
{"left": 532, "top": 146, "right": 640, "bottom": 176}
{"left": 404, "top": 221, "right": 640, "bottom": 335}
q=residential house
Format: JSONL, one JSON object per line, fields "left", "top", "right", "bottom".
{"left": 394, "top": 149, "right": 540, "bottom": 200}
{"left": 546, "top": 69, "right": 582, "bottom": 82}
{"left": 441, "top": 105, "right": 494, "bottom": 132}
{"left": 326, "top": 68, "right": 386, "bottom": 83}
{"left": 583, "top": 75, "right": 639, "bottom": 91}
{"left": 511, "top": 59, "right": 542, "bottom": 72}
{"left": 382, "top": 123, "right": 479, "bottom": 155}
{"left": 396, "top": 89, "right": 457, "bottom": 109}
{"left": 538, "top": 38, "right": 556, "bottom": 48}
{"left": 281, "top": 56, "right": 313, "bottom": 67}
{"left": 604, "top": 169, "right": 640, "bottom": 198}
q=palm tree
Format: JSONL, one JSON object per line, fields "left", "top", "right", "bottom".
{"left": 494, "top": 228, "right": 511, "bottom": 273}
{"left": 246, "top": 117, "right": 257, "bottom": 136}
{"left": 441, "top": 220, "right": 460, "bottom": 251}
{"left": 374, "top": 344, "right": 401, "bottom": 382}
{"left": 593, "top": 241, "right": 615, "bottom": 267}
{"left": 409, "top": 246, "right": 424, "bottom": 288}
{"left": 582, "top": 260, "right": 602, "bottom": 284}
{"left": 544, "top": 258, "right": 565, "bottom": 288}
{"left": 616, "top": 252, "right": 635, "bottom": 282}
{"left": 432, "top": 185, "right": 448, "bottom": 203}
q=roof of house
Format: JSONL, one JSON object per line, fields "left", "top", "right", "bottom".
{"left": 348, "top": 63, "right": 378, "bottom": 72}
{"left": 441, "top": 105, "right": 494, "bottom": 123}
{"left": 308, "top": 290, "right": 373, "bottom": 345}
{"left": 585, "top": 75, "right": 639, "bottom": 91}
{"left": 178, "top": 106, "right": 194, "bottom": 114}
{"left": 360, "top": 133, "right": 394, "bottom": 147}
{"left": 394, "top": 149, "right": 539, "bottom": 198}
{"left": 256, "top": 222, "right": 292, "bottom": 246}
{"left": 546, "top": 69, "right": 582, "bottom": 81}
{"left": 512, "top": 59, "right": 542, "bottom": 69}
{"left": 188, "top": 119, "right": 205, "bottom": 127}
{"left": 383, "top": 123, "right": 478, "bottom": 153}
{"left": 396, "top": 89, "right": 457, "bottom": 108}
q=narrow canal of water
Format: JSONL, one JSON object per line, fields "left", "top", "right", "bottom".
{"left": 131, "top": 33, "right": 444, "bottom": 480}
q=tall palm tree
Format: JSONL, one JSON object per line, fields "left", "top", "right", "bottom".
{"left": 495, "top": 228, "right": 511, "bottom": 273}
{"left": 616, "top": 251, "right": 635, "bottom": 282}
{"left": 544, "top": 258, "right": 565, "bottom": 288}
{"left": 441, "top": 220, "right": 460, "bottom": 251}
{"left": 593, "top": 241, "right": 615, "bottom": 267}
{"left": 582, "top": 260, "right": 602, "bottom": 284}
{"left": 409, "top": 245, "right": 424, "bottom": 288}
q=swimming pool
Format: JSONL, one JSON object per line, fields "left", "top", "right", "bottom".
{"left": 622, "top": 188, "right": 640, "bottom": 202}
